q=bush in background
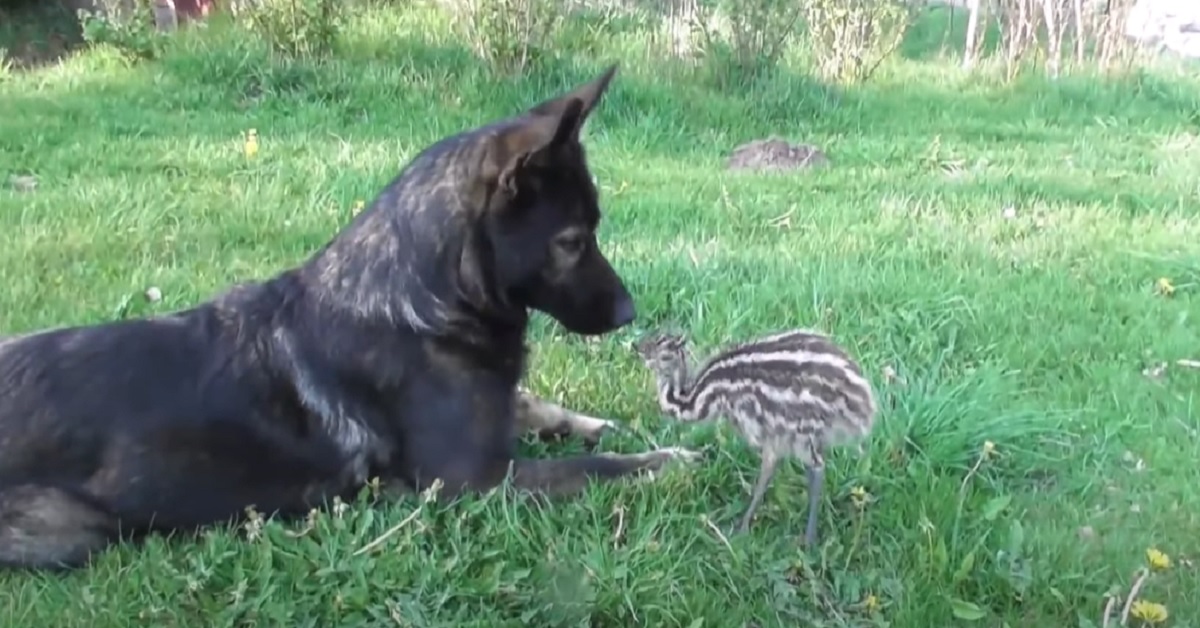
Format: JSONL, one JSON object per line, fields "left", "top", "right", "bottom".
{"left": 689, "top": 0, "right": 804, "bottom": 86}
{"left": 2, "top": 0, "right": 1175, "bottom": 96}
{"left": 802, "top": 0, "right": 915, "bottom": 84}
{"left": 76, "top": 0, "right": 168, "bottom": 61}
{"left": 440, "top": 0, "right": 564, "bottom": 75}
{"left": 236, "top": 0, "right": 346, "bottom": 59}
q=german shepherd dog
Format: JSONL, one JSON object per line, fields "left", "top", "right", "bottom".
{"left": 0, "top": 64, "right": 699, "bottom": 570}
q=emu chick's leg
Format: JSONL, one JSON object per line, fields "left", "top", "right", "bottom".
{"left": 514, "top": 388, "right": 618, "bottom": 445}
{"left": 803, "top": 463, "right": 825, "bottom": 547}
{"left": 736, "top": 448, "right": 780, "bottom": 533}
{"left": 801, "top": 438, "right": 828, "bottom": 547}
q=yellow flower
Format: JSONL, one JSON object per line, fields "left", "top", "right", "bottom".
{"left": 850, "top": 485, "right": 870, "bottom": 508}
{"left": 1156, "top": 277, "right": 1175, "bottom": 296}
{"left": 1130, "top": 599, "right": 1169, "bottom": 623}
{"left": 244, "top": 128, "right": 259, "bottom": 159}
{"left": 982, "top": 440, "right": 996, "bottom": 457}
{"left": 1146, "top": 547, "right": 1171, "bottom": 571}
{"left": 863, "top": 593, "right": 880, "bottom": 614}
{"left": 352, "top": 199, "right": 365, "bottom": 214}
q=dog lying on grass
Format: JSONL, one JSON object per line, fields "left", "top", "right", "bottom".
{"left": 0, "top": 64, "right": 699, "bottom": 571}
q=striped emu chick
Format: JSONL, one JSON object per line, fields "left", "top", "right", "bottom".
{"left": 633, "top": 329, "right": 877, "bottom": 545}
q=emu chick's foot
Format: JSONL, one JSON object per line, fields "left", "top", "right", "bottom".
{"left": 734, "top": 450, "right": 780, "bottom": 534}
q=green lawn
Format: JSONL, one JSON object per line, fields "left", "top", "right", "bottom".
{"left": 2, "top": 4, "right": 1199, "bottom": 626}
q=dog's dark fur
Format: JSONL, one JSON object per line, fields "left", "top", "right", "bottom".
{"left": 0, "top": 65, "right": 698, "bottom": 571}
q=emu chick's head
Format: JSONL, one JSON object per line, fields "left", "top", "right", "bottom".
{"left": 632, "top": 331, "right": 690, "bottom": 379}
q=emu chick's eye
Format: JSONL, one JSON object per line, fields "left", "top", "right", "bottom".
{"left": 557, "top": 234, "right": 586, "bottom": 255}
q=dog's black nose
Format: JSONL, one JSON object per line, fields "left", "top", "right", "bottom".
{"left": 611, "top": 296, "right": 636, "bottom": 328}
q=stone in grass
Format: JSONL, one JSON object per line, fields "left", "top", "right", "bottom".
{"left": 724, "top": 137, "right": 829, "bottom": 173}
{"left": 7, "top": 174, "right": 37, "bottom": 193}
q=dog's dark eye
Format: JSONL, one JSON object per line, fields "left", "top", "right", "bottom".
{"left": 557, "top": 235, "right": 586, "bottom": 255}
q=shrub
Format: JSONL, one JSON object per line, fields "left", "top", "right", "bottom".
{"left": 441, "top": 0, "right": 564, "bottom": 75}
{"left": 238, "top": 0, "right": 346, "bottom": 59}
{"left": 802, "top": 0, "right": 914, "bottom": 85}
{"left": 76, "top": 0, "right": 168, "bottom": 61}
{"left": 690, "top": 0, "right": 804, "bottom": 87}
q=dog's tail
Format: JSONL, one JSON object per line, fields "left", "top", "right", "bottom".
{"left": 0, "top": 484, "right": 115, "bottom": 571}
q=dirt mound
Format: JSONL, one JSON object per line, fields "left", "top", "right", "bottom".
{"left": 725, "top": 138, "right": 829, "bottom": 172}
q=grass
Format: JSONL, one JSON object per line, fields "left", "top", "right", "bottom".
{"left": 2, "top": 3, "right": 1199, "bottom": 626}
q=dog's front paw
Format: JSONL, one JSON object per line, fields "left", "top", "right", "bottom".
{"left": 633, "top": 446, "right": 705, "bottom": 483}
{"left": 652, "top": 446, "right": 704, "bottom": 465}
{"left": 573, "top": 414, "right": 621, "bottom": 445}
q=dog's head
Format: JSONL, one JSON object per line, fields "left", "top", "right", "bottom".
{"left": 460, "top": 65, "right": 635, "bottom": 336}
{"left": 310, "top": 65, "right": 636, "bottom": 340}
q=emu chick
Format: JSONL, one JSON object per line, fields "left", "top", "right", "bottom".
{"left": 633, "top": 329, "right": 877, "bottom": 545}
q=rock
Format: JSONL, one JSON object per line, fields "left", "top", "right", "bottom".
{"left": 725, "top": 137, "right": 829, "bottom": 173}
{"left": 1126, "top": 0, "right": 1200, "bottom": 59}
{"left": 8, "top": 175, "right": 37, "bottom": 193}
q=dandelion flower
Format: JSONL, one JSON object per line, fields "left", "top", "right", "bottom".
{"left": 1130, "top": 599, "right": 1169, "bottom": 623}
{"left": 1156, "top": 277, "right": 1175, "bottom": 297}
{"left": 850, "top": 485, "right": 870, "bottom": 508}
{"left": 982, "top": 440, "right": 996, "bottom": 457}
{"left": 244, "top": 129, "right": 259, "bottom": 159}
{"left": 1146, "top": 547, "right": 1171, "bottom": 571}
{"left": 863, "top": 593, "right": 880, "bottom": 614}
{"left": 352, "top": 199, "right": 365, "bottom": 214}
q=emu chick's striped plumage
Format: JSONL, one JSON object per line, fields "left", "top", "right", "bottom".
{"left": 633, "top": 329, "right": 877, "bottom": 544}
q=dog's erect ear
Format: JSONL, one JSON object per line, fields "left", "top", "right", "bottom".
{"left": 477, "top": 98, "right": 586, "bottom": 202}
{"left": 525, "top": 63, "right": 619, "bottom": 141}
